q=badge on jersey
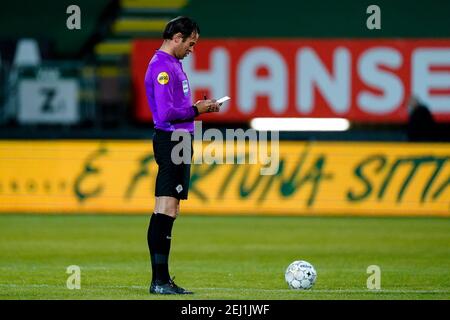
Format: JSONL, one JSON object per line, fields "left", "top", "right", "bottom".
{"left": 182, "top": 79, "right": 189, "bottom": 95}
{"left": 157, "top": 72, "right": 169, "bottom": 85}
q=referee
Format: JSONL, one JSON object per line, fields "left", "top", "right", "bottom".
{"left": 144, "top": 16, "right": 220, "bottom": 295}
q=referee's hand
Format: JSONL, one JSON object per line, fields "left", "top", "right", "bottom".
{"left": 195, "top": 99, "right": 221, "bottom": 114}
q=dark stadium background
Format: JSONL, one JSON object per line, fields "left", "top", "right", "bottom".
{"left": 0, "top": 0, "right": 449, "bottom": 300}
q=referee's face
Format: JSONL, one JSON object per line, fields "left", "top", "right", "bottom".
{"left": 175, "top": 32, "right": 199, "bottom": 60}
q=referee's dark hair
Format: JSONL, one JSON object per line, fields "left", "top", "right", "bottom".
{"left": 163, "top": 16, "right": 200, "bottom": 41}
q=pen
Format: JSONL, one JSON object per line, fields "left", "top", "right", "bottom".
{"left": 204, "top": 94, "right": 209, "bottom": 111}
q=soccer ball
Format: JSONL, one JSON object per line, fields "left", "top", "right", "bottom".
{"left": 285, "top": 260, "right": 317, "bottom": 290}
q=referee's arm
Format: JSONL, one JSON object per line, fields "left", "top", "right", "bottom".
{"left": 152, "top": 69, "right": 197, "bottom": 122}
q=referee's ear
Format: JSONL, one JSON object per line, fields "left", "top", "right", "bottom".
{"left": 173, "top": 32, "right": 183, "bottom": 43}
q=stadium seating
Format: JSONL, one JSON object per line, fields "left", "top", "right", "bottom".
{"left": 94, "top": 0, "right": 187, "bottom": 62}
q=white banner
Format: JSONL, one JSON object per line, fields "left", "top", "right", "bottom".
{"left": 18, "top": 79, "right": 79, "bottom": 124}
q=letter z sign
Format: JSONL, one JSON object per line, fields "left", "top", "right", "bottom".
{"left": 18, "top": 79, "right": 80, "bottom": 124}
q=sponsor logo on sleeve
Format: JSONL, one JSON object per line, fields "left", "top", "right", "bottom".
{"left": 182, "top": 80, "right": 189, "bottom": 95}
{"left": 157, "top": 72, "right": 169, "bottom": 85}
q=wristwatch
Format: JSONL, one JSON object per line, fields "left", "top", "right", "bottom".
{"left": 192, "top": 104, "right": 200, "bottom": 117}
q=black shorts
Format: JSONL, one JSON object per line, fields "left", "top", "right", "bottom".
{"left": 153, "top": 129, "right": 193, "bottom": 200}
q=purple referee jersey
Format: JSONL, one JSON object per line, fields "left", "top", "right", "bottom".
{"left": 144, "top": 50, "right": 195, "bottom": 133}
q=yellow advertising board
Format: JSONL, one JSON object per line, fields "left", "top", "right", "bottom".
{"left": 0, "top": 140, "right": 449, "bottom": 216}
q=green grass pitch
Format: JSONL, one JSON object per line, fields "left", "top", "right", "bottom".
{"left": 0, "top": 214, "right": 449, "bottom": 300}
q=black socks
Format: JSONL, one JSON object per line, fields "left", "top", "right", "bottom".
{"left": 147, "top": 213, "right": 175, "bottom": 284}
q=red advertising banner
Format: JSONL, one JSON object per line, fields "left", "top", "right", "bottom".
{"left": 131, "top": 39, "right": 450, "bottom": 123}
